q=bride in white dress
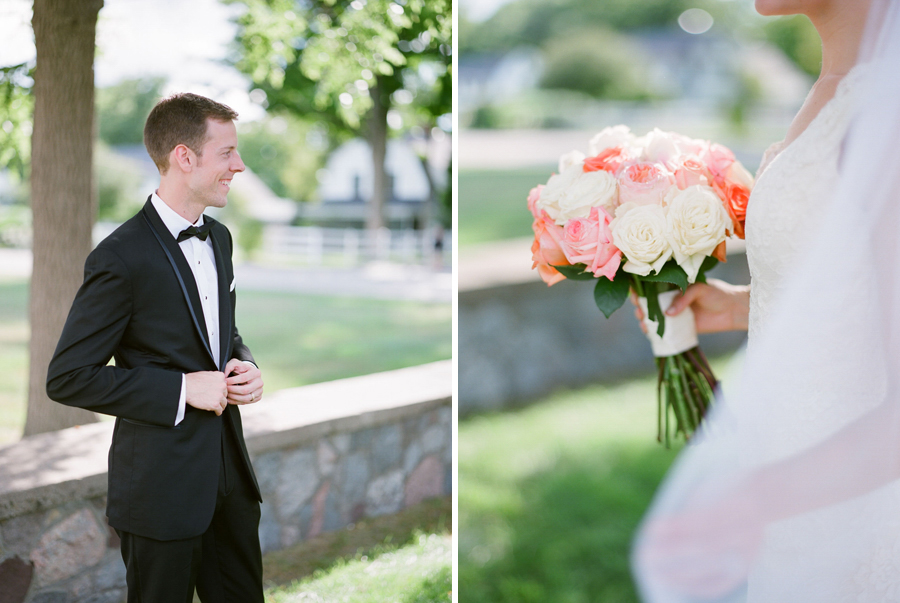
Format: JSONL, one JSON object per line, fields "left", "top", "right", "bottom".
{"left": 633, "top": 0, "right": 900, "bottom": 600}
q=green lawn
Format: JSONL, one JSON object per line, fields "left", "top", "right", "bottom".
{"left": 458, "top": 167, "right": 554, "bottom": 247}
{"left": 266, "top": 534, "right": 451, "bottom": 603}
{"left": 459, "top": 376, "right": 681, "bottom": 603}
{"left": 0, "top": 281, "right": 450, "bottom": 444}
{"left": 459, "top": 356, "right": 739, "bottom": 603}
{"left": 260, "top": 496, "right": 451, "bottom": 603}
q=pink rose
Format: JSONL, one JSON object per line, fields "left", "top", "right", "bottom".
{"left": 527, "top": 184, "right": 545, "bottom": 218}
{"left": 531, "top": 212, "right": 569, "bottom": 286}
{"left": 672, "top": 156, "right": 712, "bottom": 190}
{"left": 561, "top": 207, "right": 622, "bottom": 280}
{"left": 617, "top": 162, "right": 674, "bottom": 207}
{"left": 701, "top": 143, "right": 736, "bottom": 178}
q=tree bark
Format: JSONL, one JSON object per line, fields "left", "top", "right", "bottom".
{"left": 24, "top": 0, "right": 103, "bottom": 436}
{"left": 366, "top": 76, "right": 389, "bottom": 231}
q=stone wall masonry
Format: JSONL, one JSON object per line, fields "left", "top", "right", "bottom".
{"left": 459, "top": 238, "right": 750, "bottom": 415}
{"left": 0, "top": 361, "right": 451, "bottom": 602}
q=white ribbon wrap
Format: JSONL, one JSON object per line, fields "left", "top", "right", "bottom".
{"left": 638, "top": 289, "right": 699, "bottom": 357}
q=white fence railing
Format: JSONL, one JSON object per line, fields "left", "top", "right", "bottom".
{"left": 261, "top": 226, "right": 450, "bottom": 266}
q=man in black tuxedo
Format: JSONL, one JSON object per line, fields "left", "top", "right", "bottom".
{"left": 47, "top": 93, "right": 265, "bottom": 602}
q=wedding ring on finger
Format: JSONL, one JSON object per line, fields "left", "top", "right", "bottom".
{"left": 250, "top": 392, "right": 255, "bottom": 402}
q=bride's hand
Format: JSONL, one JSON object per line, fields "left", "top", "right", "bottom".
{"left": 632, "top": 278, "right": 750, "bottom": 334}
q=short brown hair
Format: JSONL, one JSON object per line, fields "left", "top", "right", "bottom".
{"left": 143, "top": 93, "right": 239, "bottom": 173}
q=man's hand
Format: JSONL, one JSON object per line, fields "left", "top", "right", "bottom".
{"left": 224, "top": 359, "right": 264, "bottom": 405}
{"left": 185, "top": 371, "right": 228, "bottom": 416}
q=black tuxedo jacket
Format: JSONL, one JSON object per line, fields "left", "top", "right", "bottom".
{"left": 47, "top": 199, "right": 262, "bottom": 541}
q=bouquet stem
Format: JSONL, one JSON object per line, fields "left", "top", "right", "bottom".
{"left": 655, "top": 348, "right": 718, "bottom": 446}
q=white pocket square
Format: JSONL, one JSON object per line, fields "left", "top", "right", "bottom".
{"left": 230, "top": 278, "right": 236, "bottom": 292}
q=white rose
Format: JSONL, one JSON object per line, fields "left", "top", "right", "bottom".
{"left": 665, "top": 185, "right": 729, "bottom": 283}
{"left": 537, "top": 165, "right": 618, "bottom": 225}
{"left": 589, "top": 125, "right": 636, "bottom": 156}
{"left": 558, "top": 150, "right": 586, "bottom": 174}
{"left": 610, "top": 202, "right": 672, "bottom": 276}
{"left": 639, "top": 128, "right": 680, "bottom": 165}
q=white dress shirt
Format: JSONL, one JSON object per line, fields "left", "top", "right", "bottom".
{"left": 151, "top": 193, "right": 220, "bottom": 425}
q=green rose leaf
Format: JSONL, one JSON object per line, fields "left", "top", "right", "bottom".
{"left": 642, "top": 261, "right": 689, "bottom": 292}
{"left": 593, "top": 275, "right": 630, "bottom": 318}
{"left": 552, "top": 263, "right": 596, "bottom": 281}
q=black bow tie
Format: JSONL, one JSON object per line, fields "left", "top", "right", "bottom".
{"left": 177, "top": 221, "right": 213, "bottom": 243}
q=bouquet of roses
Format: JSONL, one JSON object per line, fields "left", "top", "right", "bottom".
{"left": 529, "top": 126, "right": 752, "bottom": 445}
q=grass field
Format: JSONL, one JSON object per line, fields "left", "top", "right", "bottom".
{"left": 0, "top": 281, "right": 450, "bottom": 444}
{"left": 459, "top": 354, "right": 740, "bottom": 602}
{"left": 260, "top": 496, "right": 451, "bottom": 603}
{"left": 458, "top": 167, "right": 554, "bottom": 247}
{"left": 459, "top": 377, "right": 689, "bottom": 602}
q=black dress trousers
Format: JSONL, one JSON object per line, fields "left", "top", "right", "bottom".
{"left": 117, "top": 422, "right": 263, "bottom": 603}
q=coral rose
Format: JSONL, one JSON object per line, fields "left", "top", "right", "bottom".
{"left": 712, "top": 179, "right": 750, "bottom": 239}
{"left": 561, "top": 207, "right": 622, "bottom": 280}
{"left": 583, "top": 147, "right": 632, "bottom": 175}
{"left": 531, "top": 212, "right": 569, "bottom": 286}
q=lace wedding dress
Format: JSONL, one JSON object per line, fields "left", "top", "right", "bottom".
{"left": 742, "top": 66, "right": 900, "bottom": 602}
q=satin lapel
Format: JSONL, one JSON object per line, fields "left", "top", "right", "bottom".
{"left": 209, "top": 226, "right": 233, "bottom": 372}
{"left": 141, "top": 200, "right": 216, "bottom": 366}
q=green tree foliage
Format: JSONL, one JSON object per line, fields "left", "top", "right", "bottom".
{"left": 237, "top": 114, "right": 324, "bottom": 201}
{"left": 763, "top": 15, "right": 822, "bottom": 77}
{"left": 95, "top": 78, "right": 165, "bottom": 145}
{"left": 0, "top": 63, "right": 34, "bottom": 181}
{"left": 230, "top": 0, "right": 451, "bottom": 136}
{"left": 229, "top": 0, "right": 452, "bottom": 228}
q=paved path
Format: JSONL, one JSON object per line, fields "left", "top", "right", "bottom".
{"left": 0, "top": 249, "right": 451, "bottom": 304}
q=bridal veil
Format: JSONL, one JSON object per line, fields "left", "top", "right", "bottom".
{"left": 632, "top": 0, "right": 900, "bottom": 601}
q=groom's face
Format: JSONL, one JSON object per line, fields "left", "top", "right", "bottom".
{"left": 189, "top": 118, "right": 245, "bottom": 210}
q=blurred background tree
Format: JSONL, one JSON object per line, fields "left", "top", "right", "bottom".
{"left": 228, "top": 0, "right": 451, "bottom": 230}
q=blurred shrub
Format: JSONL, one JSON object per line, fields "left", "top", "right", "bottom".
{"left": 763, "top": 15, "right": 822, "bottom": 77}
{"left": 539, "top": 28, "right": 658, "bottom": 101}
{"left": 95, "top": 143, "right": 144, "bottom": 222}
{"left": 461, "top": 0, "right": 729, "bottom": 53}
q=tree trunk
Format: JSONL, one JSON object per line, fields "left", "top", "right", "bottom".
{"left": 24, "top": 0, "right": 103, "bottom": 436}
{"left": 366, "top": 76, "right": 389, "bottom": 231}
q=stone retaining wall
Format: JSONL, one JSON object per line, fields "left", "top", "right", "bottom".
{"left": 0, "top": 361, "right": 451, "bottom": 603}
{"left": 459, "top": 238, "right": 749, "bottom": 415}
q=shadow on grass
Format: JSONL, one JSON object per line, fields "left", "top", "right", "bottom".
{"left": 460, "top": 445, "right": 675, "bottom": 603}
